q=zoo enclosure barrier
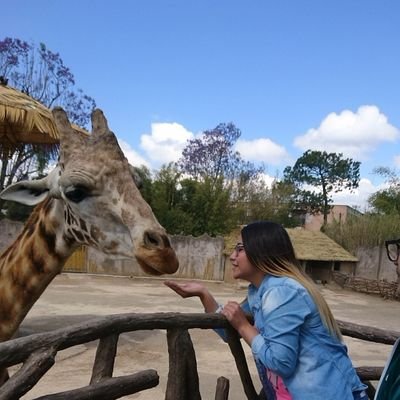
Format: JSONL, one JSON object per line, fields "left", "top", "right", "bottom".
{"left": 333, "top": 271, "right": 399, "bottom": 300}
{"left": 0, "top": 313, "right": 398, "bottom": 400}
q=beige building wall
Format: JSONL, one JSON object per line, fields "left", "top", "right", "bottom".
{"left": 304, "top": 205, "right": 361, "bottom": 231}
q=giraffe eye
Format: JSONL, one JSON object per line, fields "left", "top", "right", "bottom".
{"left": 65, "top": 186, "right": 90, "bottom": 203}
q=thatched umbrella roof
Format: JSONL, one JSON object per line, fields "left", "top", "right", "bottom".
{"left": 0, "top": 84, "right": 89, "bottom": 156}
{"left": 0, "top": 84, "right": 59, "bottom": 153}
{"left": 224, "top": 226, "right": 357, "bottom": 262}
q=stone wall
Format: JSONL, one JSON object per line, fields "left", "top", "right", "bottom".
{"left": 88, "top": 234, "right": 225, "bottom": 281}
{"left": 0, "top": 220, "right": 225, "bottom": 280}
{"left": 355, "top": 246, "right": 398, "bottom": 282}
{"left": 0, "top": 219, "right": 397, "bottom": 283}
{"left": 0, "top": 219, "right": 23, "bottom": 251}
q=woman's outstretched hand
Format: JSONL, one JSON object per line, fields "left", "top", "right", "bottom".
{"left": 164, "top": 280, "right": 206, "bottom": 298}
{"left": 164, "top": 280, "right": 219, "bottom": 313}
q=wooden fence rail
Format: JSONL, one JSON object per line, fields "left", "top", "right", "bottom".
{"left": 0, "top": 313, "right": 398, "bottom": 400}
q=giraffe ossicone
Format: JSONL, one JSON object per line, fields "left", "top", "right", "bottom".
{"left": 0, "top": 107, "right": 179, "bottom": 343}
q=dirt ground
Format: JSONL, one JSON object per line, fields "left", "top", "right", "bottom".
{"left": 11, "top": 273, "right": 400, "bottom": 399}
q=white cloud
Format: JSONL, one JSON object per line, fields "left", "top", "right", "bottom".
{"left": 140, "top": 122, "right": 194, "bottom": 166}
{"left": 394, "top": 155, "right": 400, "bottom": 167}
{"left": 235, "top": 138, "right": 291, "bottom": 166}
{"left": 330, "top": 178, "right": 388, "bottom": 211}
{"left": 118, "top": 139, "right": 150, "bottom": 168}
{"left": 292, "top": 177, "right": 388, "bottom": 211}
{"left": 260, "top": 173, "right": 277, "bottom": 187}
{"left": 294, "top": 105, "right": 399, "bottom": 159}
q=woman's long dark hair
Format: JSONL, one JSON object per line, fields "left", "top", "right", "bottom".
{"left": 241, "top": 221, "right": 342, "bottom": 340}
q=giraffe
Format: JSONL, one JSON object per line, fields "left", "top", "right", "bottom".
{"left": 0, "top": 107, "right": 179, "bottom": 347}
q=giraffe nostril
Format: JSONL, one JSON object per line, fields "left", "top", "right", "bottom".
{"left": 143, "top": 231, "right": 163, "bottom": 248}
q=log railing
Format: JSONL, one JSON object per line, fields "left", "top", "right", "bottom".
{"left": 0, "top": 313, "right": 398, "bottom": 400}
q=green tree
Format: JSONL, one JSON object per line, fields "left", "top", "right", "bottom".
{"left": 176, "top": 122, "right": 265, "bottom": 235}
{"left": 368, "top": 167, "right": 400, "bottom": 215}
{"left": 149, "top": 163, "right": 236, "bottom": 236}
{"left": 132, "top": 165, "right": 153, "bottom": 205}
{"left": 268, "top": 180, "right": 304, "bottom": 227}
{"left": 179, "top": 177, "right": 234, "bottom": 236}
{"left": 237, "top": 178, "right": 304, "bottom": 227}
{"left": 284, "top": 150, "right": 361, "bottom": 226}
{"left": 232, "top": 173, "right": 271, "bottom": 224}
{"left": 150, "top": 163, "right": 192, "bottom": 234}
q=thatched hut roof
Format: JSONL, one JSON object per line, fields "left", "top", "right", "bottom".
{"left": 224, "top": 226, "right": 357, "bottom": 262}
{"left": 223, "top": 226, "right": 243, "bottom": 255}
{"left": 287, "top": 228, "right": 357, "bottom": 262}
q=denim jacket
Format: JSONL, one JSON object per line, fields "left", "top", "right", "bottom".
{"left": 218, "top": 275, "right": 367, "bottom": 400}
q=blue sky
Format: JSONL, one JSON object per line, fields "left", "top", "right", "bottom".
{"left": 2, "top": 1, "right": 400, "bottom": 209}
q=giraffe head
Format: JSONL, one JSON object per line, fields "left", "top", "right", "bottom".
{"left": 0, "top": 108, "right": 179, "bottom": 276}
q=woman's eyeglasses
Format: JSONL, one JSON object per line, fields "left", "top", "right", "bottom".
{"left": 385, "top": 239, "right": 400, "bottom": 262}
{"left": 234, "top": 243, "right": 245, "bottom": 256}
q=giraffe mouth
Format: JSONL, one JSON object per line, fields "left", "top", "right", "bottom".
{"left": 135, "top": 257, "right": 164, "bottom": 276}
{"left": 134, "top": 245, "right": 179, "bottom": 276}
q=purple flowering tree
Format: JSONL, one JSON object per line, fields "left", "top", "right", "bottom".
{"left": 0, "top": 37, "right": 95, "bottom": 127}
{"left": 178, "top": 123, "right": 262, "bottom": 184}
{"left": 176, "top": 123, "right": 265, "bottom": 233}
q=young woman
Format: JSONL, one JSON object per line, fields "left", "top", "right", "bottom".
{"left": 165, "top": 220, "right": 368, "bottom": 400}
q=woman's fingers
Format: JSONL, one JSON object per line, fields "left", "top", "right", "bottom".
{"left": 164, "top": 280, "right": 202, "bottom": 298}
{"left": 164, "top": 280, "right": 178, "bottom": 290}
{"left": 222, "top": 301, "right": 238, "bottom": 318}
{"left": 164, "top": 281, "right": 186, "bottom": 296}
{"left": 222, "top": 301, "right": 247, "bottom": 330}
{"left": 164, "top": 280, "right": 179, "bottom": 292}
{"left": 223, "top": 301, "right": 240, "bottom": 312}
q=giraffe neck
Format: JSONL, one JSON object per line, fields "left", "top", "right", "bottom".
{"left": 0, "top": 198, "right": 76, "bottom": 341}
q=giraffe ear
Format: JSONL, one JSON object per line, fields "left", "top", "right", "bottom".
{"left": 52, "top": 107, "right": 76, "bottom": 138}
{"left": 53, "top": 107, "right": 84, "bottom": 161}
{"left": 0, "top": 167, "right": 61, "bottom": 206}
{"left": 0, "top": 179, "right": 50, "bottom": 206}
{"left": 91, "top": 109, "right": 111, "bottom": 137}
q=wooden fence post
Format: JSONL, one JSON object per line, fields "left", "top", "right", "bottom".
{"left": 90, "top": 334, "right": 119, "bottom": 384}
{"left": 215, "top": 376, "right": 230, "bottom": 400}
{"left": 226, "top": 329, "right": 259, "bottom": 400}
{"left": 165, "top": 328, "right": 201, "bottom": 400}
